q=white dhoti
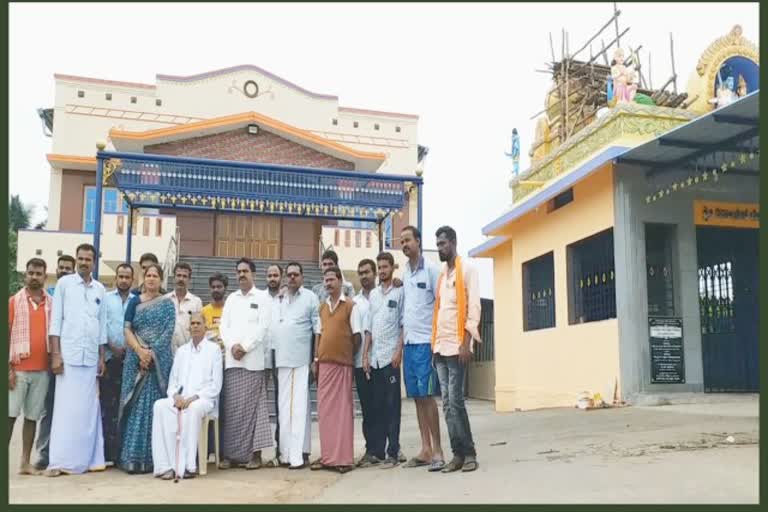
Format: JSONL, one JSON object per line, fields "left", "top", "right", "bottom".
{"left": 277, "top": 366, "right": 311, "bottom": 467}
{"left": 48, "top": 364, "right": 105, "bottom": 474}
{"left": 152, "top": 397, "right": 214, "bottom": 478}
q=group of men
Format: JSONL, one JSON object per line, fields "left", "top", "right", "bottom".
{"left": 9, "top": 223, "right": 482, "bottom": 478}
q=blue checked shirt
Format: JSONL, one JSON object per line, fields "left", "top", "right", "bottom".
{"left": 366, "top": 283, "right": 404, "bottom": 369}
{"left": 49, "top": 273, "right": 108, "bottom": 367}
{"left": 402, "top": 256, "right": 441, "bottom": 345}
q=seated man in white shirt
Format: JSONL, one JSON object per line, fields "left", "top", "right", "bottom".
{"left": 152, "top": 312, "right": 223, "bottom": 480}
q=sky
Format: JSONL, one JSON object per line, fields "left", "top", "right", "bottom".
{"left": 9, "top": 2, "right": 760, "bottom": 297}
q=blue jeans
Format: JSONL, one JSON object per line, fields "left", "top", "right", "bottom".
{"left": 434, "top": 354, "right": 476, "bottom": 459}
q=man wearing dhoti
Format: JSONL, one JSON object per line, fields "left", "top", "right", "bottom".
{"left": 152, "top": 312, "right": 222, "bottom": 480}
{"left": 273, "top": 262, "right": 320, "bottom": 469}
{"left": 219, "top": 258, "right": 273, "bottom": 470}
{"left": 44, "top": 243, "right": 108, "bottom": 477}
{"left": 310, "top": 266, "right": 362, "bottom": 474}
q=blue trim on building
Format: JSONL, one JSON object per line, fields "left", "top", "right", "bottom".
{"left": 482, "top": 146, "right": 630, "bottom": 236}
{"left": 468, "top": 235, "right": 509, "bottom": 258}
{"left": 98, "top": 151, "right": 423, "bottom": 183}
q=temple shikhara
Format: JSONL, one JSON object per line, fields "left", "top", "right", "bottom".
{"left": 472, "top": 14, "right": 759, "bottom": 410}
{"left": 22, "top": 65, "right": 428, "bottom": 296}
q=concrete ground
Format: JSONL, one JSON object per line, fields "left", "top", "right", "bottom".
{"left": 9, "top": 395, "right": 758, "bottom": 504}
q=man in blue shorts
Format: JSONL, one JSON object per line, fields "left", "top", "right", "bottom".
{"left": 399, "top": 225, "right": 445, "bottom": 471}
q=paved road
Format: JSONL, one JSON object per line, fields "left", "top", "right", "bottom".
{"left": 9, "top": 396, "right": 758, "bottom": 504}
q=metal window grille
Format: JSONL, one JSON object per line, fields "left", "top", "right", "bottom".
{"left": 568, "top": 228, "right": 616, "bottom": 324}
{"left": 523, "top": 252, "right": 555, "bottom": 331}
{"left": 698, "top": 261, "right": 735, "bottom": 335}
{"left": 475, "top": 298, "right": 495, "bottom": 362}
{"left": 645, "top": 224, "right": 676, "bottom": 317}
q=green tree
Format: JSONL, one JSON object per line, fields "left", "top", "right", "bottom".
{"left": 8, "top": 195, "right": 36, "bottom": 294}
{"left": 8, "top": 229, "right": 23, "bottom": 294}
{"left": 9, "top": 194, "right": 33, "bottom": 232}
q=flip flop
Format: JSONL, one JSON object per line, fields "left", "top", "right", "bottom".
{"left": 244, "top": 460, "right": 262, "bottom": 470}
{"left": 403, "top": 457, "right": 430, "bottom": 468}
{"left": 461, "top": 460, "right": 479, "bottom": 472}
{"left": 441, "top": 459, "right": 464, "bottom": 473}
{"left": 427, "top": 460, "right": 446, "bottom": 472}
{"left": 310, "top": 460, "right": 325, "bottom": 471}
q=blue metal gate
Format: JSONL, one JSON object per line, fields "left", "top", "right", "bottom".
{"left": 697, "top": 227, "right": 759, "bottom": 392}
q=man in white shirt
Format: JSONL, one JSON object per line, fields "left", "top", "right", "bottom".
{"left": 218, "top": 258, "right": 273, "bottom": 470}
{"left": 152, "top": 312, "right": 223, "bottom": 480}
{"left": 166, "top": 262, "right": 203, "bottom": 354}
{"left": 273, "top": 262, "right": 320, "bottom": 469}
{"left": 263, "top": 264, "right": 283, "bottom": 465}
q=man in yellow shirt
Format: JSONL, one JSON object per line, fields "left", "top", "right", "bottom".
{"left": 201, "top": 272, "right": 228, "bottom": 460}
{"left": 201, "top": 273, "right": 228, "bottom": 350}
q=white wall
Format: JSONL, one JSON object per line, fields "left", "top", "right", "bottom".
{"left": 16, "top": 213, "right": 176, "bottom": 277}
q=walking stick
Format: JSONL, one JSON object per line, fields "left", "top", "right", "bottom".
{"left": 174, "top": 386, "right": 184, "bottom": 483}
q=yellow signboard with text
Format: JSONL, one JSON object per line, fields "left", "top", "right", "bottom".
{"left": 694, "top": 200, "right": 759, "bottom": 229}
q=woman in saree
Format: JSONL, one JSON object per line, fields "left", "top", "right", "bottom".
{"left": 118, "top": 263, "right": 176, "bottom": 474}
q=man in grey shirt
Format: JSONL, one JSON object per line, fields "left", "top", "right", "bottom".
{"left": 312, "top": 249, "right": 354, "bottom": 302}
{"left": 362, "top": 252, "right": 405, "bottom": 469}
{"left": 274, "top": 262, "right": 321, "bottom": 469}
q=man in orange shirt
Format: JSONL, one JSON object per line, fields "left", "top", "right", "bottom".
{"left": 432, "top": 226, "right": 482, "bottom": 473}
{"left": 8, "top": 258, "right": 52, "bottom": 475}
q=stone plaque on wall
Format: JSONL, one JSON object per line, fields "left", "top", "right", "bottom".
{"left": 649, "top": 317, "right": 685, "bottom": 384}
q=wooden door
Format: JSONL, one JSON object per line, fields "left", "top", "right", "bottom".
{"left": 216, "top": 214, "right": 281, "bottom": 260}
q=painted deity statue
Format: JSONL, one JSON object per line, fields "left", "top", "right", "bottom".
{"left": 505, "top": 128, "right": 521, "bottom": 176}
{"left": 737, "top": 75, "right": 748, "bottom": 97}
{"left": 610, "top": 48, "right": 638, "bottom": 104}
{"left": 709, "top": 75, "right": 737, "bottom": 108}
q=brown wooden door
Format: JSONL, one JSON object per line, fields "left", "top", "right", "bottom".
{"left": 215, "top": 214, "right": 281, "bottom": 259}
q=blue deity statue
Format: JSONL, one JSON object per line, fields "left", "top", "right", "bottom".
{"left": 505, "top": 128, "right": 521, "bottom": 176}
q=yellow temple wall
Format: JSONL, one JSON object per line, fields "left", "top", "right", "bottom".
{"left": 491, "top": 164, "right": 621, "bottom": 412}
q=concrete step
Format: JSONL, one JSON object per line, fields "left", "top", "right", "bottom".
{"left": 174, "top": 256, "right": 324, "bottom": 304}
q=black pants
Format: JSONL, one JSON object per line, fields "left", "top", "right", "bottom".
{"left": 369, "top": 364, "right": 401, "bottom": 460}
{"left": 354, "top": 367, "right": 375, "bottom": 456}
{"left": 35, "top": 369, "right": 56, "bottom": 469}
{"left": 99, "top": 356, "right": 124, "bottom": 463}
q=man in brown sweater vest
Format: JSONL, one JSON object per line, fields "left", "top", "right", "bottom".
{"left": 310, "top": 267, "right": 362, "bottom": 474}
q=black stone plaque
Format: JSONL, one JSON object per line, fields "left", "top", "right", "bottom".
{"left": 649, "top": 317, "right": 685, "bottom": 384}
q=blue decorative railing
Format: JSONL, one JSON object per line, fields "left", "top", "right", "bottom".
{"left": 100, "top": 151, "right": 420, "bottom": 222}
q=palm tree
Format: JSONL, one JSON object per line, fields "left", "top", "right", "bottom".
{"left": 9, "top": 194, "right": 33, "bottom": 232}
